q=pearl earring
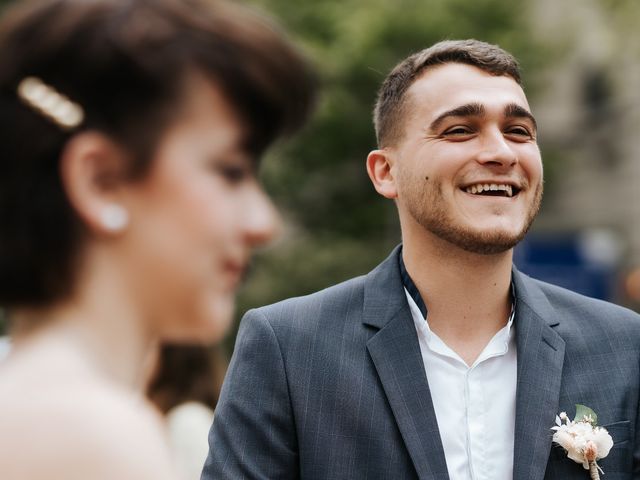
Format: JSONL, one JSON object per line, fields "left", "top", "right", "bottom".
{"left": 101, "top": 204, "right": 129, "bottom": 232}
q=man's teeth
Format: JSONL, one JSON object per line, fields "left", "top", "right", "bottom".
{"left": 464, "top": 183, "right": 514, "bottom": 197}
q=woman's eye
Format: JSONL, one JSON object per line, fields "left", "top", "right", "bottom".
{"left": 215, "top": 163, "right": 251, "bottom": 184}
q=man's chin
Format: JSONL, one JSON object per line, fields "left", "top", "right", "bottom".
{"left": 458, "top": 240, "right": 518, "bottom": 256}
{"left": 411, "top": 203, "right": 538, "bottom": 256}
{"left": 437, "top": 227, "right": 526, "bottom": 256}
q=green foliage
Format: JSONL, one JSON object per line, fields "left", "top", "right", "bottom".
{"left": 574, "top": 404, "right": 598, "bottom": 425}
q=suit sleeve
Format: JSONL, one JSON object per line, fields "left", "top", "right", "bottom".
{"left": 201, "top": 309, "right": 299, "bottom": 479}
{"left": 635, "top": 356, "right": 640, "bottom": 478}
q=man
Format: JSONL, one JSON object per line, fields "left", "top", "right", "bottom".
{"left": 202, "top": 40, "right": 640, "bottom": 479}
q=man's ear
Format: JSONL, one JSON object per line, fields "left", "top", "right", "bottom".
{"left": 59, "top": 132, "right": 132, "bottom": 236}
{"left": 366, "top": 149, "right": 398, "bottom": 199}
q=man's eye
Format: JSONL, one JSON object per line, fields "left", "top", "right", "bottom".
{"left": 505, "top": 126, "right": 533, "bottom": 138}
{"left": 443, "top": 126, "right": 473, "bottom": 136}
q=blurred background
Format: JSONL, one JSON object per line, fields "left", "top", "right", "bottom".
{"left": 1, "top": 0, "right": 639, "bottom": 350}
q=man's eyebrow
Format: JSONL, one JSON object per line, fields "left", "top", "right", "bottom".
{"left": 505, "top": 103, "right": 537, "bottom": 132}
{"left": 428, "top": 103, "right": 485, "bottom": 132}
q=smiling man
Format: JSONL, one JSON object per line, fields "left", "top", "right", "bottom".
{"left": 203, "top": 40, "right": 640, "bottom": 480}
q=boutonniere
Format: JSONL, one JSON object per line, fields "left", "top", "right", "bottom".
{"left": 551, "top": 405, "right": 613, "bottom": 480}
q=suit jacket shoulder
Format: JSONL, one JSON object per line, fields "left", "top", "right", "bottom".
{"left": 203, "top": 247, "right": 424, "bottom": 479}
{"left": 516, "top": 270, "right": 640, "bottom": 341}
{"left": 251, "top": 272, "right": 368, "bottom": 334}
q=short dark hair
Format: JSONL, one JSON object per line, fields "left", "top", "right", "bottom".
{"left": 373, "top": 39, "right": 521, "bottom": 147}
{"left": 0, "top": 0, "right": 316, "bottom": 308}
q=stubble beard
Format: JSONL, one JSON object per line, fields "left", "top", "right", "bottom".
{"left": 405, "top": 179, "right": 543, "bottom": 255}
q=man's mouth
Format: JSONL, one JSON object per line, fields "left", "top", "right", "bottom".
{"left": 462, "top": 183, "right": 520, "bottom": 198}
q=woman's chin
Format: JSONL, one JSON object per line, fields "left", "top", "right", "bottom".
{"left": 159, "top": 300, "right": 236, "bottom": 345}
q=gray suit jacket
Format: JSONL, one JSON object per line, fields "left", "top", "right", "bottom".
{"left": 202, "top": 246, "right": 640, "bottom": 479}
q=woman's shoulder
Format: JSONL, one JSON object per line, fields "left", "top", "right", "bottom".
{"left": 0, "top": 368, "right": 178, "bottom": 480}
{"left": 166, "top": 402, "right": 215, "bottom": 479}
{"left": 167, "top": 401, "right": 214, "bottom": 430}
{"left": 166, "top": 401, "right": 214, "bottom": 456}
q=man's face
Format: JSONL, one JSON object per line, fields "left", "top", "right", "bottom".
{"left": 390, "top": 63, "right": 543, "bottom": 255}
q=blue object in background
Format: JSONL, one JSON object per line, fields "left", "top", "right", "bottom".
{"left": 514, "top": 232, "right": 619, "bottom": 301}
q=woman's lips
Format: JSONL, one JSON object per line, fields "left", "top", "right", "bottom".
{"left": 223, "top": 260, "right": 247, "bottom": 288}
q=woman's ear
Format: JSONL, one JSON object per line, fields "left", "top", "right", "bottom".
{"left": 366, "top": 149, "right": 398, "bottom": 199}
{"left": 59, "top": 132, "right": 131, "bottom": 235}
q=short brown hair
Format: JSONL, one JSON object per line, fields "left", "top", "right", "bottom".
{"left": 373, "top": 39, "right": 521, "bottom": 147}
{"left": 0, "top": 0, "right": 316, "bottom": 308}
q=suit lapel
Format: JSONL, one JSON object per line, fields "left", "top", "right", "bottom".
{"left": 512, "top": 270, "right": 566, "bottom": 480}
{"left": 364, "top": 247, "right": 449, "bottom": 480}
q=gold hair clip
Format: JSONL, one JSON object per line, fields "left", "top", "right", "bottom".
{"left": 17, "top": 76, "right": 84, "bottom": 130}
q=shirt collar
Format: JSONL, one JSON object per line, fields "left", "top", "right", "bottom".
{"left": 399, "top": 250, "right": 427, "bottom": 318}
{"left": 398, "top": 248, "right": 517, "bottom": 324}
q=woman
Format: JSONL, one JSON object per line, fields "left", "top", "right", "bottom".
{"left": 0, "top": 0, "right": 315, "bottom": 478}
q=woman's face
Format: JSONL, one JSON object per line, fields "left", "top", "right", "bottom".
{"left": 118, "top": 76, "right": 280, "bottom": 343}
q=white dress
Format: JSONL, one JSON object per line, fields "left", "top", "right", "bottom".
{"left": 166, "top": 401, "right": 214, "bottom": 480}
{"left": 0, "top": 336, "right": 10, "bottom": 362}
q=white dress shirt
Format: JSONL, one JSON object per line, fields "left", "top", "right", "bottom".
{"left": 405, "top": 290, "right": 517, "bottom": 480}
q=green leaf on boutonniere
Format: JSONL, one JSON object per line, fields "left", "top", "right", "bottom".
{"left": 574, "top": 404, "right": 598, "bottom": 425}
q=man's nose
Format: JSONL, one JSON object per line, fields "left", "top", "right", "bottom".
{"left": 475, "top": 128, "right": 518, "bottom": 168}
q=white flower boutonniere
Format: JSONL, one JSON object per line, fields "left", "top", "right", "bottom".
{"left": 551, "top": 404, "right": 613, "bottom": 480}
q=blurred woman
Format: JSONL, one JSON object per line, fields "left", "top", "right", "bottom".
{"left": 0, "top": 0, "right": 315, "bottom": 478}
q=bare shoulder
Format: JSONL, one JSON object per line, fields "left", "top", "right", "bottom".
{"left": 0, "top": 372, "right": 179, "bottom": 480}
